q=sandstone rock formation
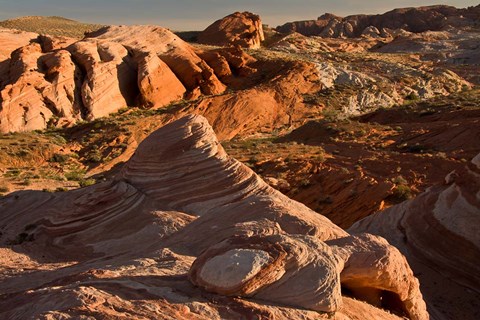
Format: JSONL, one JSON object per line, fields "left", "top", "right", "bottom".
{"left": 198, "top": 12, "right": 265, "bottom": 49}
{"left": 0, "top": 24, "right": 321, "bottom": 135}
{"left": 0, "top": 27, "right": 37, "bottom": 62}
{"left": 276, "top": 5, "right": 480, "bottom": 38}
{"left": 350, "top": 153, "right": 480, "bottom": 319}
{"left": 189, "top": 233, "right": 344, "bottom": 313}
{"left": 0, "top": 25, "right": 255, "bottom": 133}
{"left": 0, "top": 115, "right": 428, "bottom": 319}
{"left": 176, "top": 59, "right": 323, "bottom": 139}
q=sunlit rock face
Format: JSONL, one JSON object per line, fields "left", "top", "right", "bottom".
{"left": 0, "top": 25, "right": 230, "bottom": 133}
{"left": 198, "top": 11, "right": 265, "bottom": 49}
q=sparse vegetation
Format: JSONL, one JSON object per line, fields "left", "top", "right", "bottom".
{"left": 0, "top": 16, "right": 103, "bottom": 38}
{"left": 393, "top": 184, "right": 413, "bottom": 201}
{"left": 391, "top": 175, "right": 413, "bottom": 201}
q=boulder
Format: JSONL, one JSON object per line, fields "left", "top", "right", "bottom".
{"left": 198, "top": 12, "right": 265, "bottom": 49}
{"left": 135, "top": 51, "right": 186, "bottom": 108}
{"left": 190, "top": 233, "right": 343, "bottom": 312}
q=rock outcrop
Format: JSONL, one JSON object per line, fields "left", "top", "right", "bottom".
{"left": 0, "top": 25, "right": 260, "bottom": 133}
{"left": 198, "top": 12, "right": 265, "bottom": 49}
{"left": 0, "top": 115, "right": 428, "bottom": 319}
{"left": 350, "top": 154, "right": 480, "bottom": 319}
{"left": 276, "top": 5, "right": 480, "bottom": 38}
{"left": 0, "top": 27, "right": 37, "bottom": 62}
{"left": 176, "top": 59, "right": 323, "bottom": 139}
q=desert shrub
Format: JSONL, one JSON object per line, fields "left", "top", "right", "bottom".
{"left": 393, "top": 184, "right": 413, "bottom": 201}
{"left": 79, "top": 178, "right": 96, "bottom": 188}
{"left": 5, "top": 168, "right": 21, "bottom": 177}
{"left": 313, "top": 153, "right": 326, "bottom": 162}
{"left": 65, "top": 169, "right": 86, "bottom": 181}
{"left": 50, "top": 153, "right": 69, "bottom": 163}
{"left": 323, "top": 109, "right": 342, "bottom": 122}
{"left": 392, "top": 175, "right": 408, "bottom": 185}
{"left": 391, "top": 175, "right": 413, "bottom": 201}
{"left": 300, "top": 178, "right": 311, "bottom": 188}
{"left": 86, "top": 149, "right": 103, "bottom": 163}
{"left": 405, "top": 92, "right": 419, "bottom": 101}
{"left": 248, "top": 156, "right": 259, "bottom": 164}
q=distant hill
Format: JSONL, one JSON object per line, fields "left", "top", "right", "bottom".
{"left": 276, "top": 4, "right": 480, "bottom": 37}
{"left": 0, "top": 16, "right": 104, "bottom": 38}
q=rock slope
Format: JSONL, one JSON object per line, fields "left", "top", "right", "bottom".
{"left": 350, "top": 154, "right": 480, "bottom": 319}
{"left": 0, "top": 115, "right": 428, "bottom": 319}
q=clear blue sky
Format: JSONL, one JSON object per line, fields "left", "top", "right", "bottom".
{"left": 0, "top": 0, "right": 478, "bottom": 30}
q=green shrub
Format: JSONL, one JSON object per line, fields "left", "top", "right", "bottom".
{"left": 86, "top": 149, "right": 102, "bottom": 162}
{"left": 405, "top": 92, "right": 419, "bottom": 101}
{"left": 65, "top": 169, "right": 86, "bottom": 181}
{"left": 393, "top": 184, "right": 413, "bottom": 201}
{"left": 79, "top": 178, "right": 96, "bottom": 188}
{"left": 50, "top": 153, "right": 69, "bottom": 163}
{"left": 392, "top": 175, "right": 408, "bottom": 185}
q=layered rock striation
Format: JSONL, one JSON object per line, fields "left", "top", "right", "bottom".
{"left": 0, "top": 115, "right": 428, "bottom": 319}
{"left": 350, "top": 153, "right": 480, "bottom": 319}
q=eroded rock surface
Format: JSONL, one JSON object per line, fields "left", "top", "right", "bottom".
{"left": 0, "top": 25, "right": 263, "bottom": 133}
{"left": 0, "top": 115, "right": 428, "bottom": 319}
{"left": 198, "top": 11, "right": 265, "bottom": 49}
{"left": 350, "top": 154, "right": 480, "bottom": 319}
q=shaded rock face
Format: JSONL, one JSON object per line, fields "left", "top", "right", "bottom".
{"left": 0, "top": 115, "right": 428, "bottom": 319}
{"left": 198, "top": 11, "right": 265, "bottom": 49}
{"left": 276, "top": 5, "right": 480, "bottom": 37}
{"left": 350, "top": 154, "right": 480, "bottom": 319}
{"left": 0, "top": 25, "right": 260, "bottom": 133}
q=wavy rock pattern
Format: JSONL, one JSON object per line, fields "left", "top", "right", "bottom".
{"left": 189, "top": 233, "right": 343, "bottom": 312}
{"left": 0, "top": 115, "right": 428, "bottom": 319}
{"left": 350, "top": 154, "right": 480, "bottom": 319}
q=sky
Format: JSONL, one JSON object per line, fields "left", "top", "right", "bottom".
{"left": 0, "top": 0, "right": 478, "bottom": 30}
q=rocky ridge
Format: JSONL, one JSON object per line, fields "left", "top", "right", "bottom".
{"left": 276, "top": 5, "right": 480, "bottom": 38}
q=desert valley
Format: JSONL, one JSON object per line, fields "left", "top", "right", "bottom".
{"left": 0, "top": 3, "right": 479, "bottom": 320}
